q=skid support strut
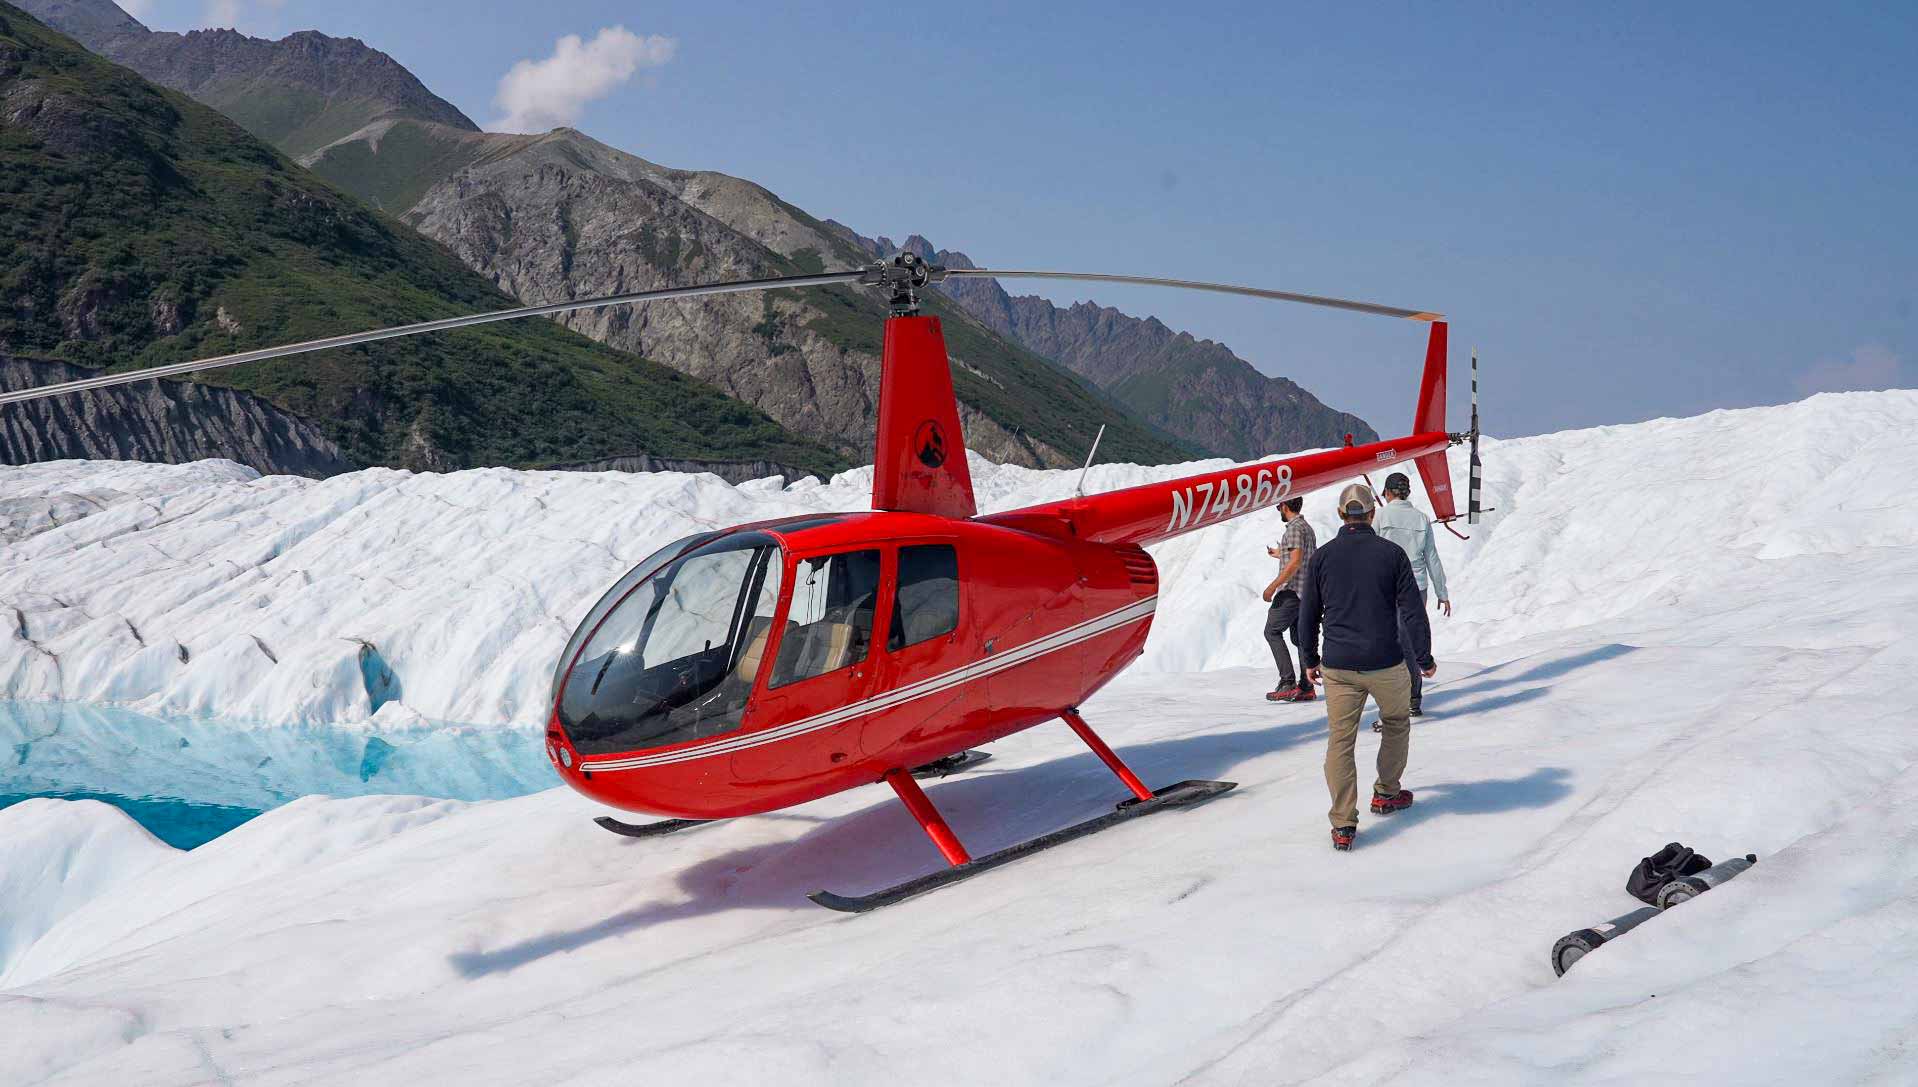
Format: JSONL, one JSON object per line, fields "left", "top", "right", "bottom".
{"left": 808, "top": 712, "right": 1236, "bottom": 913}
{"left": 885, "top": 767, "right": 972, "bottom": 866}
{"left": 1060, "top": 707, "right": 1153, "bottom": 802}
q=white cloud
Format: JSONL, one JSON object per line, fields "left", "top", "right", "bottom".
{"left": 1795, "top": 344, "right": 1910, "bottom": 398}
{"left": 489, "top": 26, "right": 676, "bottom": 134}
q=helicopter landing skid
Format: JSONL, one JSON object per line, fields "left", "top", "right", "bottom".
{"left": 592, "top": 815, "right": 712, "bottom": 838}
{"left": 808, "top": 778, "right": 1235, "bottom": 913}
{"left": 908, "top": 749, "right": 991, "bottom": 779}
{"left": 809, "top": 709, "right": 1232, "bottom": 913}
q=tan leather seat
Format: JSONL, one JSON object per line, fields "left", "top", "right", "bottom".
{"left": 732, "top": 617, "right": 777, "bottom": 683}
{"left": 822, "top": 621, "right": 857, "bottom": 672}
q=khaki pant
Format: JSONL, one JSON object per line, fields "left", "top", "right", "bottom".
{"left": 1322, "top": 665, "right": 1413, "bottom": 828}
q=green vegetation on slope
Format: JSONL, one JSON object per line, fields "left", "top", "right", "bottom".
{"left": 217, "top": 85, "right": 390, "bottom": 161}
{"left": 0, "top": 5, "right": 843, "bottom": 475}
{"left": 306, "top": 118, "right": 500, "bottom": 213}
{"left": 305, "top": 118, "right": 1201, "bottom": 466}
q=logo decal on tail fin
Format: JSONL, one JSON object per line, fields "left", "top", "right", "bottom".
{"left": 914, "top": 420, "right": 948, "bottom": 468}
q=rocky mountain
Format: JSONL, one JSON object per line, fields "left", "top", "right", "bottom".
{"left": 0, "top": 4, "right": 842, "bottom": 477}
{"left": 14, "top": 0, "right": 476, "bottom": 158}
{"left": 1, "top": 354, "right": 353, "bottom": 476}
{"left": 19, "top": 2, "right": 1201, "bottom": 469}
{"left": 393, "top": 127, "right": 1198, "bottom": 467}
{"left": 833, "top": 231, "right": 1380, "bottom": 458}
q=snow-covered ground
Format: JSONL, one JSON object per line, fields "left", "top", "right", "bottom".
{"left": 5, "top": 390, "right": 1918, "bottom": 1084}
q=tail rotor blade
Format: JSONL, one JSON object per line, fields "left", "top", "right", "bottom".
{"left": 0, "top": 253, "right": 1442, "bottom": 410}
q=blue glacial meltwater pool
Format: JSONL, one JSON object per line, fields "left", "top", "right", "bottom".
{"left": 1, "top": 702, "right": 555, "bottom": 849}
{"left": 0, "top": 789, "right": 262, "bottom": 850}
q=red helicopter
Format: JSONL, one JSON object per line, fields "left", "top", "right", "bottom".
{"left": 2, "top": 254, "right": 1483, "bottom": 911}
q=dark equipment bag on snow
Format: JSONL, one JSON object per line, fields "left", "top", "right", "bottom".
{"left": 1627, "top": 842, "right": 1713, "bottom": 905}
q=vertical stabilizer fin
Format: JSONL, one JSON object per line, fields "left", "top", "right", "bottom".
{"left": 1411, "top": 321, "right": 1459, "bottom": 522}
{"left": 872, "top": 316, "right": 977, "bottom": 519}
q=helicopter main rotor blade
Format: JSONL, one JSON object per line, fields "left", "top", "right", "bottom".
{"left": 0, "top": 252, "right": 1438, "bottom": 409}
{"left": 942, "top": 268, "right": 1442, "bottom": 322}
{"left": 0, "top": 270, "right": 866, "bottom": 408}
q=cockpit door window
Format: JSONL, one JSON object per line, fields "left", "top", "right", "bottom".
{"left": 768, "top": 549, "right": 882, "bottom": 688}
{"left": 888, "top": 544, "right": 960, "bottom": 650}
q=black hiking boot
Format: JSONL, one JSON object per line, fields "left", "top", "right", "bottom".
{"left": 1331, "top": 826, "right": 1356, "bottom": 851}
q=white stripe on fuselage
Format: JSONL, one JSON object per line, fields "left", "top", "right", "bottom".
{"left": 579, "top": 596, "right": 1158, "bottom": 773}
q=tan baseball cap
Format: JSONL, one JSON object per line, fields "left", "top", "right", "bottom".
{"left": 1338, "top": 483, "right": 1376, "bottom": 517}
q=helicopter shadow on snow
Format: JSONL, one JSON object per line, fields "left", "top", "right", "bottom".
{"left": 448, "top": 716, "right": 1325, "bottom": 977}
{"left": 446, "top": 652, "right": 1632, "bottom": 977}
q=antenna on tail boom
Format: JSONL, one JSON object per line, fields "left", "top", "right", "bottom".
{"left": 1074, "top": 424, "right": 1106, "bottom": 497}
{"left": 1441, "top": 348, "right": 1493, "bottom": 537}
{"left": 1468, "top": 349, "right": 1485, "bottom": 525}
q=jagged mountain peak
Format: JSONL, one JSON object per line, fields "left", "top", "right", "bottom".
{"left": 11, "top": 0, "right": 141, "bottom": 50}
{"left": 854, "top": 230, "right": 1378, "bottom": 457}
{"left": 0, "top": 3, "right": 841, "bottom": 477}
{"left": 17, "top": 0, "right": 1213, "bottom": 467}
{"left": 14, "top": 0, "right": 478, "bottom": 157}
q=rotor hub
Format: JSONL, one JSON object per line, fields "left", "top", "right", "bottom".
{"left": 860, "top": 253, "right": 949, "bottom": 317}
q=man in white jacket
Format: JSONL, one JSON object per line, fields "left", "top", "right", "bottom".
{"left": 1374, "top": 472, "right": 1451, "bottom": 716}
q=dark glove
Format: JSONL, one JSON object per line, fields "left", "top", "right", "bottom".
{"left": 1627, "top": 842, "right": 1713, "bottom": 905}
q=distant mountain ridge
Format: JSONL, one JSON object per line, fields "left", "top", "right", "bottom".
{"left": 21, "top": 0, "right": 1201, "bottom": 469}
{"left": 18, "top": 0, "right": 1365, "bottom": 466}
{"left": 828, "top": 229, "right": 1380, "bottom": 457}
{"left": 390, "top": 125, "right": 1198, "bottom": 467}
{"left": 0, "top": 3, "right": 841, "bottom": 477}
{"left": 15, "top": 0, "right": 476, "bottom": 157}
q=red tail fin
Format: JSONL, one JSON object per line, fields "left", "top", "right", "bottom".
{"left": 1411, "top": 321, "right": 1458, "bottom": 521}
{"left": 872, "top": 316, "right": 976, "bottom": 519}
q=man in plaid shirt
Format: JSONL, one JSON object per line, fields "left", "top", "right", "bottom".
{"left": 1262, "top": 496, "right": 1317, "bottom": 702}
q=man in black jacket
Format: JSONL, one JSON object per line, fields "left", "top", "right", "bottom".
{"left": 1300, "top": 483, "right": 1438, "bottom": 851}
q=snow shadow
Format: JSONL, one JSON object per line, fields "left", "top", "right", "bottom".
{"left": 1417, "top": 643, "right": 1637, "bottom": 719}
{"left": 1436, "top": 643, "right": 1638, "bottom": 701}
{"left": 1355, "top": 766, "right": 1574, "bottom": 846}
{"left": 1427, "top": 685, "right": 1550, "bottom": 719}
{"left": 448, "top": 718, "right": 1319, "bottom": 977}
{"left": 443, "top": 697, "right": 1576, "bottom": 978}
{"left": 447, "top": 834, "right": 816, "bottom": 977}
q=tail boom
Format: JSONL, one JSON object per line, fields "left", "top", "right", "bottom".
{"left": 983, "top": 319, "right": 1455, "bottom": 546}
{"left": 985, "top": 431, "right": 1449, "bottom": 548}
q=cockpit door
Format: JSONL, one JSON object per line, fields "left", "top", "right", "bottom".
{"left": 860, "top": 541, "right": 977, "bottom": 757}
{"left": 731, "top": 547, "right": 885, "bottom": 783}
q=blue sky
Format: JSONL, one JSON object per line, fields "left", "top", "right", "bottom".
{"left": 123, "top": 1, "right": 1917, "bottom": 438}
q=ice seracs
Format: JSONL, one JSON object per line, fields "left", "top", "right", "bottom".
{"left": 9, "top": 390, "right": 1916, "bottom": 732}
{"left": 4, "top": 390, "right": 1918, "bottom": 1082}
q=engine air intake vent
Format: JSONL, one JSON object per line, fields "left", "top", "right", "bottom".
{"left": 1116, "top": 546, "right": 1158, "bottom": 590}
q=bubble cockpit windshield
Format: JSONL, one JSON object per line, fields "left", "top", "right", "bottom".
{"left": 554, "top": 532, "right": 783, "bottom": 756}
